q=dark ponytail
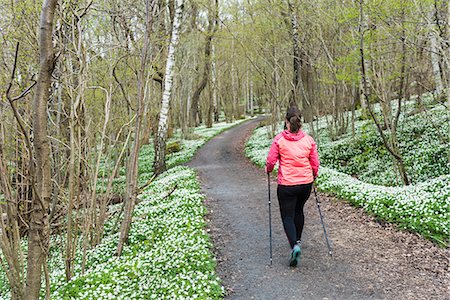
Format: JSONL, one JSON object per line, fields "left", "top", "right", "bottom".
{"left": 286, "top": 107, "right": 302, "bottom": 133}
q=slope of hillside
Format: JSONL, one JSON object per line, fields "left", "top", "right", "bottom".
{"left": 245, "top": 96, "right": 449, "bottom": 246}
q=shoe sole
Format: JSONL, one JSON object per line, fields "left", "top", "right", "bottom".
{"left": 289, "top": 247, "right": 301, "bottom": 267}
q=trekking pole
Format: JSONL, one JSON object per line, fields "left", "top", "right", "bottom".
{"left": 267, "top": 173, "right": 273, "bottom": 266}
{"left": 313, "top": 185, "right": 332, "bottom": 257}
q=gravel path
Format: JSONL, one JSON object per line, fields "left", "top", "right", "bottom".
{"left": 187, "top": 118, "right": 449, "bottom": 300}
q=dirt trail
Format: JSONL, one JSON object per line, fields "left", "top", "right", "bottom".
{"left": 187, "top": 118, "right": 449, "bottom": 300}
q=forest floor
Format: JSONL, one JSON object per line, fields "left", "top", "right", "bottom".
{"left": 187, "top": 118, "right": 449, "bottom": 300}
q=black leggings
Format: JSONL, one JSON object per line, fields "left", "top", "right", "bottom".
{"left": 277, "top": 183, "right": 313, "bottom": 249}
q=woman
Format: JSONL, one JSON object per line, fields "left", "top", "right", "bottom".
{"left": 265, "top": 107, "right": 320, "bottom": 267}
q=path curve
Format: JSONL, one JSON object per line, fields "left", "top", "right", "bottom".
{"left": 188, "top": 118, "right": 448, "bottom": 300}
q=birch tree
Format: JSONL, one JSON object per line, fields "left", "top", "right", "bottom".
{"left": 154, "top": 0, "right": 184, "bottom": 175}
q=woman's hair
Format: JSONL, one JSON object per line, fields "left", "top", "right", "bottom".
{"left": 285, "top": 106, "right": 302, "bottom": 133}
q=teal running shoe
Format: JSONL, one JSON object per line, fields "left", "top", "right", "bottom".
{"left": 289, "top": 244, "right": 301, "bottom": 267}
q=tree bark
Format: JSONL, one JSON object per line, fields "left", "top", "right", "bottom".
{"left": 117, "top": 0, "right": 158, "bottom": 257}
{"left": 446, "top": 0, "right": 450, "bottom": 111}
{"left": 66, "top": 8, "right": 90, "bottom": 278}
{"left": 0, "top": 144, "right": 25, "bottom": 299}
{"left": 27, "top": 0, "right": 58, "bottom": 298}
{"left": 192, "top": 0, "right": 218, "bottom": 128}
{"left": 428, "top": 8, "right": 444, "bottom": 96}
{"left": 211, "top": 43, "right": 219, "bottom": 123}
{"left": 153, "top": 0, "right": 184, "bottom": 175}
{"left": 287, "top": 0, "right": 300, "bottom": 109}
{"left": 249, "top": 72, "right": 254, "bottom": 116}
{"left": 65, "top": 76, "right": 82, "bottom": 280}
{"left": 358, "top": 0, "right": 410, "bottom": 185}
{"left": 2, "top": 42, "right": 29, "bottom": 300}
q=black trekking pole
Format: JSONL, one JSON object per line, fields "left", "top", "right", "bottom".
{"left": 267, "top": 173, "right": 273, "bottom": 266}
{"left": 313, "top": 184, "right": 332, "bottom": 257}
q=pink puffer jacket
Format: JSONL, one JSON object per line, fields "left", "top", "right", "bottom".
{"left": 266, "top": 130, "right": 319, "bottom": 185}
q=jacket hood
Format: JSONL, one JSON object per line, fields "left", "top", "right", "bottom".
{"left": 282, "top": 130, "right": 305, "bottom": 141}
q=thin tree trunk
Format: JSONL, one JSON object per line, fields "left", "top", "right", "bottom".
{"left": 65, "top": 82, "right": 81, "bottom": 281}
{"left": 271, "top": 47, "right": 281, "bottom": 137}
{"left": 0, "top": 144, "right": 25, "bottom": 299}
{"left": 154, "top": 0, "right": 184, "bottom": 175}
{"left": 96, "top": 127, "right": 132, "bottom": 245}
{"left": 231, "top": 61, "right": 237, "bottom": 121}
{"left": 249, "top": 72, "right": 254, "bottom": 116}
{"left": 191, "top": 0, "right": 217, "bottom": 127}
{"left": 428, "top": 8, "right": 444, "bottom": 96}
{"left": 357, "top": 8, "right": 369, "bottom": 114}
{"left": 212, "top": 44, "right": 219, "bottom": 122}
{"left": 446, "top": 0, "right": 450, "bottom": 111}
{"left": 2, "top": 42, "right": 28, "bottom": 300}
{"left": 393, "top": 5, "right": 410, "bottom": 185}
{"left": 49, "top": 79, "right": 63, "bottom": 223}
{"left": 117, "top": 0, "right": 158, "bottom": 257}
{"left": 351, "top": 83, "right": 357, "bottom": 137}
{"left": 206, "top": 0, "right": 219, "bottom": 128}
{"left": 287, "top": 0, "right": 300, "bottom": 109}
{"left": 27, "top": 0, "right": 57, "bottom": 298}
{"left": 82, "top": 85, "right": 111, "bottom": 258}
{"left": 358, "top": 0, "right": 410, "bottom": 185}
{"left": 245, "top": 69, "right": 249, "bottom": 115}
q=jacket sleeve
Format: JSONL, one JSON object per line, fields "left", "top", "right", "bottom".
{"left": 309, "top": 139, "right": 320, "bottom": 178}
{"left": 266, "top": 136, "right": 280, "bottom": 173}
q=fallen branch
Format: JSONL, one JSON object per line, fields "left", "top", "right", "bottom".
{"left": 136, "top": 183, "right": 178, "bottom": 208}
{"left": 137, "top": 173, "right": 158, "bottom": 194}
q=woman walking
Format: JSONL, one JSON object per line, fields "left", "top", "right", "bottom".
{"left": 265, "top": 107, "right": 320, "bottom": 267}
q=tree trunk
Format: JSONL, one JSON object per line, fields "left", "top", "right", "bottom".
{"left": 96, "top": 128, "right": 131, "bottom": 246}
{"left": 428, "top": 8, "right": 444, "bottom": 96}
{"left": 191, "top": 0, "right": 218, "bottom": 128}
{"left": 27, "top": 0, "right": 57, "bottom": 298}
{"left": 2, "top": 42, "right": 28, "bottom": 300}
{"left": 117, "top": 0, "right": 158, "bottom": 257}
{"left": 358, "top": 6, "right": 369, "bottom": 115}
{"left": 207, "top": 0, "right": 219, "bottom": 128}
{"left": 351, "top": 83, "right": 358, "bottom": 137}
{"left": 271, "top": 47, "right": 281, "bottom": 137}
{"left": 153, "top": 0, "right": 184, "bottom": 175}
{"left": 212, "top": 44, "right": 219, "bottom": 122}
{"left": 358, "top": 0, "right": 410, "bottom": 186}
{"left": 84, "top": 85, "right": 111, "bottom": 254}
{"left": 231, "top": 61, "right": 237, "bottom": 121}
{"left": 288, "top": 0, "right": 300, "bottom": 109}
{"left": 249, "top": 72, "right": 254, "bottom": 116}
{"left": 446, "top": 0, "right": 450, "bottom": 111}
{"left": 65, "top": 74, "right": 82, "bottom": 280}
{"left": 0, "top": 144, "right": 25, "bottom": 299}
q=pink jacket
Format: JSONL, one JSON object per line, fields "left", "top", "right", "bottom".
{"left": 266, "top": 130, "right": 319, "bottom": 185}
